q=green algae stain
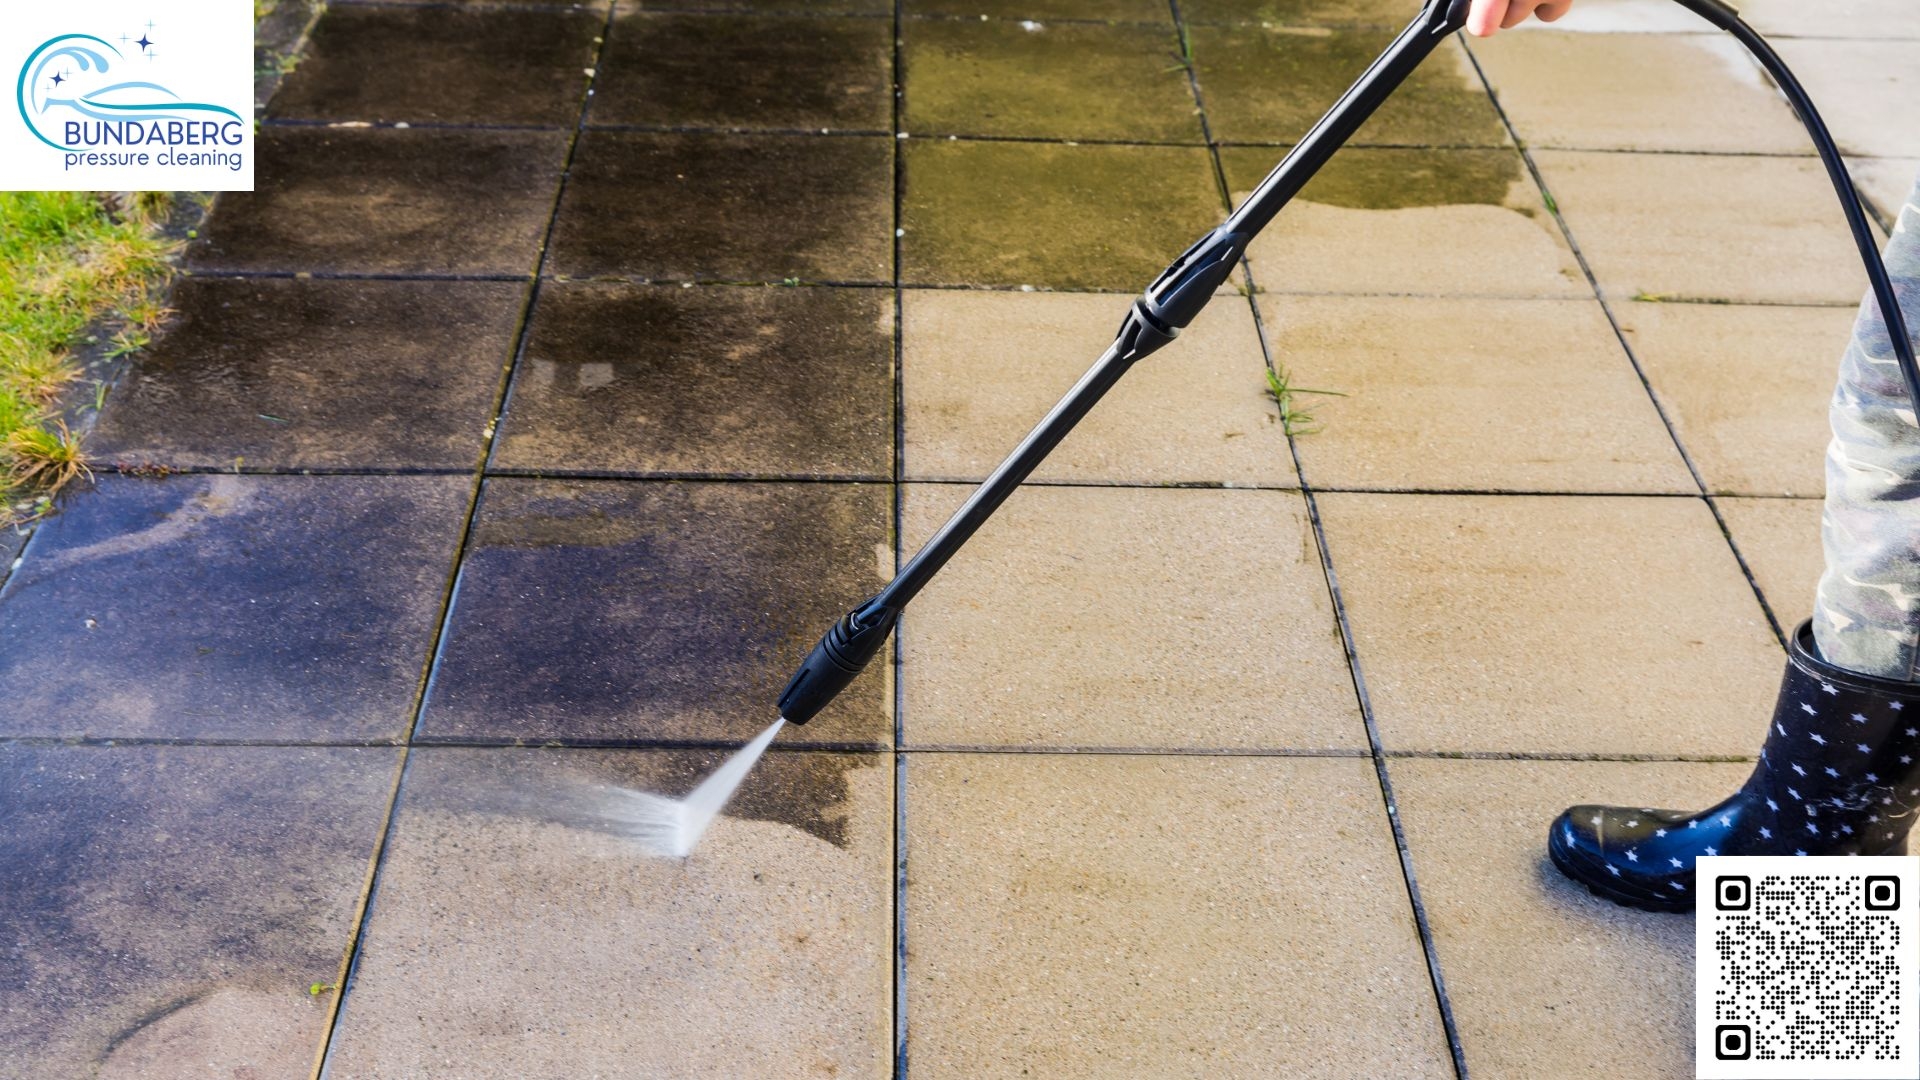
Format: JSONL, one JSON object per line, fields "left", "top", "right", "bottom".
{"left": 1220, "top": 145, "right": 1529, "bottom": 211}
{"left": 1192, "top": 26, "right": 1507, "bottom": 147}
{"left": 903, "top": 20, "right": 1204, "bottom": 144}
{"left": 901, "top": 139, "right": 1225, "bottom": 290}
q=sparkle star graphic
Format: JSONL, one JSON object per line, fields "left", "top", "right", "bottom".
{"left": 137, "top": 34, "right": 153, "bottom": 50}
{"left": 49, "top": 72, "right": 64, "bottom": 86}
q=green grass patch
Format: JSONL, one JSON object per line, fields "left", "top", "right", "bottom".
{"left": 0, "top": 191, "right": 178, "bottom": 522}
{"left": 1265, "top": 363, "right": 1346, "bottom": 437}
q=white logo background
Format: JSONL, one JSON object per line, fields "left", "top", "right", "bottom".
{"left": 3, "top": 0, "right": 253, "bottom": 191}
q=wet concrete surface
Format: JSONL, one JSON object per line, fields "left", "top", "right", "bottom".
{"left": 90, "top": 277, "right": 527, "bottom": 471}
{"left": 322, "top": 746, "right": 892, "bottom": 1078}
{"left": 267, "top": 4, "right": 603, "bottom": 125}
{"left": 902, "top": 18, "right": 1204, "bottom": 143}
{"left": 1192, "top": 28, "right": 1507, "bottom": 147}
{"left": 903, "top": 0, "right": 1166, "bottom": 17}
{"left": 417, "top": 478, "right": 893, "bottom": 748}
{"left": 493, "top": 282, "right": 893, "bottom": 478}
{"left": 549, "top": 131, "right": 893, "bottom": 282}
{"left": 0, "top": 475, "right": 469, "bottom": 740}
{"left": 186, "top": 126, "right": 569, "bottom": 275}
{"left": 0, "top": 743, "right": 398, "bottom": 1080}
{"left": 1180, "top": 0, "right": 1415, "bottom": 23}
{"left": 900, "top": 138, "right": 1222, "bottom": 289}
{"left": 594, "top": 11, "right": 892, "bottom": 131}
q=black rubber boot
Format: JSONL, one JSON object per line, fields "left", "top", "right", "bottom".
{"left": 1548, "top": 619, "right": 1920, "bottom": 913}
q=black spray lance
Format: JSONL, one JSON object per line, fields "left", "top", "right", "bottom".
{"left": 776, "top": 0, "right": 1920, "bottom": 726}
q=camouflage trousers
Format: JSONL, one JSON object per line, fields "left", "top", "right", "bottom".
{"left": 1813, "top": 173, "right": 1920, "bottom": 680}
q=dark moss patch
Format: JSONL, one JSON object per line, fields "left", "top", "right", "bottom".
{"left": 91, "top": 277, "right": 526, "bottom": 470}
{"left": 902, "top": 19, "right": 1202, "bottom": 143}
{"left": 416, "top": 478, "right": 893, "bottom": 748}
{"left": 0, "top": 474, "right": 469, "bottom": 740}
{"left": 0, "top": 744, "right": 397, "bottom": 1070}
{"left": 494, "top": 282, "right": 892, "bottom": 479}
{"left": 594, "top": 12, "right": 891, "bottom": 131}
{"left": 549, "top": 131, "right": 892, "bottom": 282}
{"left": 1192, "top": 27, "right": 1506, "bottom": 146}
{"left": 900, "top": 139, "right": 1222, "bottom": 289}
{"left": 1220, "top": 145, "right": 1527, "bottom": 210}
{"left": 186, "top": 126, "right": 569, "bottom": 274}
{"left": 267, "top": 5, "right": 602, "bottom": 125}
{"left": 1179, "top": 0, "right": 1411, "bottom": 24}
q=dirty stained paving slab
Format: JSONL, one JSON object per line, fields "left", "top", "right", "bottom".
{"left": 265, "top": 4, "right": 604, "bottom": 125}
{"left": 322, "top": 747, "right": 892, "bottom": 1079}
{"left": 0, "top": 475, "right": 468, "bottom": 741}
{"left": 550, "top": 131, "right": 893, "bottom": 283}
{"left": 418, "top": 478, "right": 894, "bottom": 748}
{"left": 1316, "top": 492, "right": 1783, "bottom": 757}
{"left": 1192, "top": 29, "right": 1506, "bottom": 147}
{"left": 903, "top": 288, "right": 1292, "bottom": 486}
{"left": 1219, "top": 146, "right": 1586, "bottom": 297}
{"left": 901, "top": 0, "right": 1167, "bottom": 20}
{"left": 494, "top": 282, "right": 894, "bottom": 479}
{"left": 90, "top": 277, "right": 527, "bottom": 471}
{"left": 901, "top": 138, "right": 1223, "bottom": 290}
{"left": 904, "top": 753, "right": 1454, "bottom": 1078}
{"left": 1260, "top": 294, "right": 1694, "bottom": 493}
{"left": 1617, "top": 301, "right": 1853, "bottom": 498}
{"left": 900, "top": 484, "right": 1363, "bottom": 750}
{"left": 902, "top": 18, "right": 1203, "bottom": 144}
{"left": 1392, "top": 758, "right": 1753, "bottom": 1080}
{"left": 1179, "top": 0, "right": 1416, "bottom": 24}
{"left": 186, "top": 126, "right": 569, "bottom": 275}
{"left": 593, "top": 11, "right": 893, "bottom": 132}
{"left": 0, "top": 744, "right": 398, "bottom": 1080}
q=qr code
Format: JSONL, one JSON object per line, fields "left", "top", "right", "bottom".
{"left": 1697, "top": 856, "right": 1919, "bottom": 1079}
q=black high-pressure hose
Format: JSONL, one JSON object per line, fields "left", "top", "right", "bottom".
{"left": 776, "top": 0, "right": 1920, "bottom": 725}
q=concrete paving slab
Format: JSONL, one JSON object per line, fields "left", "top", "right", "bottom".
{"left": 1618, "top": 300, "right": 1853, "bottom": 497}
{"left": 904, "top": 753, "right": 1454, "bottom": 1078}
{"left": 1774, "top": 39, "right": 1920, "bottom": 160}
{"left": 1316, "top": 491, "right": 1783, "bottom": 756}
{"left": 418, "top": 479, "right": 894, "bottom": 748}
{"left": 267, "top": 4, "right": 602, "bottom": 125}
{"left": 1181, "top": 0, "right": 1415, "bottom": 24}
{"left": 323, "top": 746, "right": 892, "bottom": 1078}
{"left": 900, "top": 484, "right": 1363, "bottom": 750}
{"left": 1853, "top": 157, "right": 1920, "bottom": 230}
{"left": 1717, "top": 495, "right": 1825, "bottom": 623}
{"left": 0, "top": 475, "right": 469, "bottom": 741}
{"left": 90, "top": 277, "right": 527, "bottom": 471}
{"left": 1261, "top": 294, "right": 1694, "bottom": 493}
{"left": 494, "top": 282, "right": 893, "bottom": 479}
{"left": 0, "top": 743, "right": 398, "bottom": 1080}
{"left": 902, "top": 0, "right": 1167, "bottom": 20}
{"left": 903, "top": 288, "right": 1292, "bottom": 486}
{"left": 186, "top": 127, "right": 569, "bottom": 275}
{"left": 550, "top": 131, "right": 893, "bottom": 283}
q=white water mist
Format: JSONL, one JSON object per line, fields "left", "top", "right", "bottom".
{"left": 600, "top": 717, "right": 788, "bottom": 857}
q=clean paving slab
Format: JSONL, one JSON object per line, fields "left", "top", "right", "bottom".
{"left": 1259, "top": 294, "right": 1695, "bottom": 493}
{"left": 0, "top": 474, "right": 469, "bottom": 741}
{"left": 904, "top": 752, "right": 1454, "bottom": 1078}
{"left": 1617, "top": 300, "right": 1852, "bottom": 497}
{"left": 1853, "top": 157, "right": 1920, "bottom": 230}
{"left": 903, "top": 289, "right": 1293, "bottom": 487}
{"left": 900, "top": 484, "right": 1363, "bottom": 750}
{"left": 1774, "top": 40, "right": 1920, "bottom": 160}
{"left": 1316, "top": 491, "right": 1784, "bottom": 756}
{"left": 1532, "top": 149, "right": 1875, "bottom": 306}
{"left": 1717, "top": 496, "right": 1826, "bottom": 624}
{"left": 1392, "top": 758, "right": 1755, "bottom": 1080}
{"left": 1219, "top": 146, "right": 1587, "bottom": 298}
{"left": 322, "top": 746, "right": 892, "bottom": 1079}
{"left": 1469, "top": 30, "right": 1809, "bottom": 154}
{"left": 0, "top": 744, "right": 399, "bottom": 1080}
{"left": 90, "top": 277, "right": 527, "bottom": 471}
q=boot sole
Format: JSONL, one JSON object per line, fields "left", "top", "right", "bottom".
{"left": 1547, "top": 831, "right": 1693, "bottom": 914}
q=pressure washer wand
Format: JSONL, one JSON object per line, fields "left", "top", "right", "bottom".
{"left": 775, "top": 0, "right": 1476, "bottom": 724}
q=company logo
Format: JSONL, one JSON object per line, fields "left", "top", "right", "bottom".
{"left": 2, "top": 3, "right": 252, "bottom": 191}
